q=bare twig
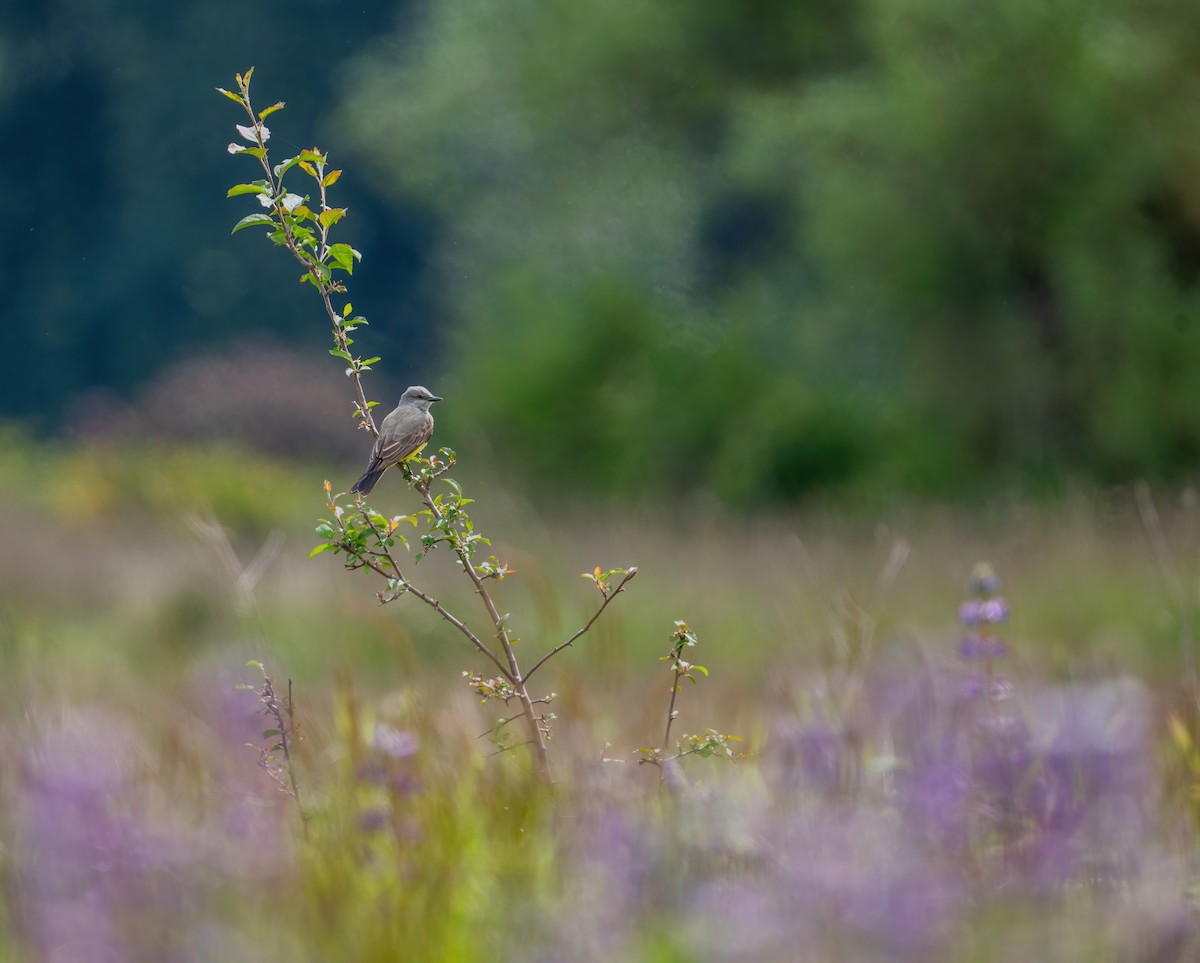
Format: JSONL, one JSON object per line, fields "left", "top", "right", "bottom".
{"left": 484, "top": 740, "right": 535, "bottom": 759}
{"left": 244, "top": 666, "right": 307, "bottom": 837}
{"left": 187, "top": 513, "right": 284, "bottom": 616}
{"left": 354, "top": 517, "right": 514, "bottom": 681}
{"left": 524, "top": 569, "right": 638, "bottom": 683}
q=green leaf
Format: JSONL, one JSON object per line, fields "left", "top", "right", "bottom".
{"left": 342, "top": 302, "right": 353, "bottom": 318}
{"left": 309, "top": 543, "right": 336, "bottom": 559}
{"left": 361, "top": 357, "right": 381, "bottom": 366}
{"left": 231, "top": 213, "right": 277, "bottom": 234}
{"left": 323, "top": 170, "right": 343, "bottom": 188}
{"left": 258, "top": 101, "right": 286, "bottom": 119}
{"left": 319, "top": 208, "right": 346, "bottom": 229}
{"left": 226, "top": 182, "right": 270, "bottom": 198}
{"left": 236, "top": 123, "right": 267, "bottom": 143}
{"left": 328, "top": 348, "right": 352, "bottom": 363}
{"left": 327, "top": 242, "right": 361, "bottom": 274}
{"left": 693, "top": 665, "right": 709, "bottom": 676}
{"left": 216, "top": 87, "right": 243, "bottom": 104}
{"left": 274, "top": 155, "right": 301, "bottom": 179}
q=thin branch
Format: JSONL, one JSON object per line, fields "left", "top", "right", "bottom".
{"left": 251, "top": 670, "right": 307, "bottom": 834}
{"left": 356, "top": 549, "right": 513, "bottom": 681}
{"left": 484, "top": 740, "right": 535, "bottom": 759}
{"left": 662, "top": 666, "right": 684, "bottom": 758}
{"left": 477, "top": 711, "right": 528, "bottom": 739}
{"left": 282, "top": 678, "right": 306, "bottom": 837}
{"left": 353, "top": 510, "right": 511, "bottom": 677}
{"left": 416, "top": 477, "right": 551, "bottom": 778}
{"left": 231, "top": 78, "right": 377, "bottom": 438}
{"left": 524, "top": 570, "right": 638, "bottom": 682}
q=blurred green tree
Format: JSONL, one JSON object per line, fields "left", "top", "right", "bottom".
{"left": 798, "top": 0, "right": 1200, "bottom": 484}
{"left": 338, "top": 0, "right": 1200, "bottom": 501}
{"left": 5, "top": 0, "right": 1200, "bottom": 500}
{"left": 337, "top": 0, "right": 882, "bottom": 502}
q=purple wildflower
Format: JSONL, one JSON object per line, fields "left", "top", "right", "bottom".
{"left": 980, "top": 597, "right": 1009, "bottom": 624}
{"left": 373, "top": 724, "right": 419, "bottom": 759}
{"left": 959, "top": 634, "right": 1008, "bottom": 660}
{"left": 958, "top": 599, "right": 985, "bottom": 626}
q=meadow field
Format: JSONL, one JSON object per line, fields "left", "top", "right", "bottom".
{"left": 2, "top": 438, "right": 1199, "bottom": 961}
{"left": 8, "top": 1, "right": 1200, "bottom": 959}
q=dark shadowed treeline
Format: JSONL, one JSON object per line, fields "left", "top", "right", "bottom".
{"left": 0, "top": 0, "right": 431, "bottom": 431}
{"left": 5, "top": 0, "right": 1200, "bottom": 502}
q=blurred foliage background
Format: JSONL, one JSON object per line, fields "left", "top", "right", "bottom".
{"left": 4, "top": 0, "right": 1200, "bottom": 504}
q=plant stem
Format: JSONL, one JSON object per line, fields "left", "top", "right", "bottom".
{"left": 283, "top": 678, "right": 308, "bottom": 839}
{"left": 355, "top": 523, "right": 514, "bottom": 681}
{"left": 416, "top": 480, "right": 551, "bottom": 780}
{"left": 231, "top": 75, "right": 377, "bottom": 438}
{"left": 662, "top": 664, "right": 684, "bottom": 760}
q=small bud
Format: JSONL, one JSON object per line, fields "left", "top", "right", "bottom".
{"left": 968, "top": 562, "right": 1001, "bottom": 595}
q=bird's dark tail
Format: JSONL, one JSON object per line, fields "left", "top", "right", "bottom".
{"left": 350, "top": 462, "right": 385, "bottom": 496}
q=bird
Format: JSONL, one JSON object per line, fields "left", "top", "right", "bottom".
{"left": 350, "top": 385, "right": 443, "bottom": 495}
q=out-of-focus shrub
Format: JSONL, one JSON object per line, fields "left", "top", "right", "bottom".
{"left": 67, "top": 342, "right": 365, "bottom": 463}
{"left": 338, "top": 0, "right": 1200, "bottom": 502}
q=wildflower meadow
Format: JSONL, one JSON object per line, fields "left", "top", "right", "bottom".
{"left": 1, "top": 66, "right": 1199, "bottom": 963}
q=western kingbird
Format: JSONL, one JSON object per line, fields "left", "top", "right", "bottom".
{"left": 350, "top": 385, "right": 443, "bottom": 495}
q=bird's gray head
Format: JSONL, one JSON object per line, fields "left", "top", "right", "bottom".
{"left": 400, "top": 385, "right": 443, "bottom": 411}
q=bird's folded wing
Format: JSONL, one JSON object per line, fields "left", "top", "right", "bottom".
{"left": 375, "top": 419, "right": 434, "bottom": 466}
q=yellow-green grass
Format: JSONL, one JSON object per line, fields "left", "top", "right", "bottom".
{"left": 1, "top": 437, "right": 1197, "bottom": 961}
{"left": 1, "top": 436, "right": 1193, "bottom": 693}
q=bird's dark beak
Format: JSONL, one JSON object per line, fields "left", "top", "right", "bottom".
{"left": 431, "top": 394, "right": 444, "bottom": 402}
